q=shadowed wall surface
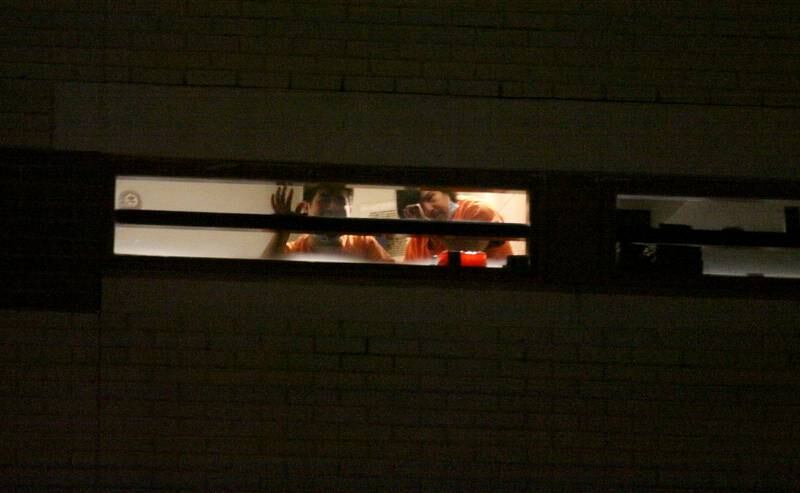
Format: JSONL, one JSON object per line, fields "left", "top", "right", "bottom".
{"left": 2, "top": 277, "right": 799, "bottom": 491}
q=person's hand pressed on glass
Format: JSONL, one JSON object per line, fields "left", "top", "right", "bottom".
{"left": 271, "top": 185, "right": 306, "bottom": 215}
{"left": 262, "top": 185, "right": 303, "bottom": 258}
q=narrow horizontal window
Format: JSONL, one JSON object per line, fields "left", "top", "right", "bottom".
{"left": 114, "top": 176, "right": 531, "bottom": 269}
{"left": 616, "top": 194, "right": 800, "bottom": 278}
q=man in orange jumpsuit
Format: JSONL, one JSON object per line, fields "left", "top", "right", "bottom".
{"left": 262, "top": 183, "right": 393, "bottom": 262}
{"left": 403, "top": 189, "right": 513, "bottom": 262}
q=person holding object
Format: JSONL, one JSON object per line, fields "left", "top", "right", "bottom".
{"left": 401, "top": 189, "right": 513, "bottom": 262}
{"left": 261, "top": 183, "right": 393, "bottom": 262}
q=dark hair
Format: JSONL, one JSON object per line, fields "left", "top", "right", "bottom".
{"left": 396, "top": 188, "right": 421, "bottom": 217}
{"left": 419, "top": 188, "right": 458, "bottom": 201}
{"left": 396, "top": 188, "right": 458, "bottom": 216}
{"left": 303, "top": 183, "right": 353, "bottom": 203}
{"left": 439, "top": 189, "right": 458, "bottom": 202}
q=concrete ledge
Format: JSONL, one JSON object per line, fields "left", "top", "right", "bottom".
{"left": 55, "top": 82, "right": 800, "bottom": 179}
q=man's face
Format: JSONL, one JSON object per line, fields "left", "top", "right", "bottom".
{"left": 307, "top": 188, "right": 351, "bottom": 218}
{"left": 419, "top": 190, "right": 451, "bottom": 220}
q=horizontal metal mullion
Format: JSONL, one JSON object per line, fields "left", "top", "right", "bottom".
{"left": 114, "top": 210, "right": 530, "bottom": 238}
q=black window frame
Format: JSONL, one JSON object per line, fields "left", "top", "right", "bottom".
{"left": 5, "top": 146, "right": 799, "bottom": 315}
{"left": 604, "top": 173, "right": 800, "bottom": 296}
{"left": 108, "top": 154, "right": 544, "bottom": 283}
{"left": 107, "top": 155, "right": 800, "bottom": 298}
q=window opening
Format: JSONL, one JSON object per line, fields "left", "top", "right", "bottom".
{"left": 616, "top": 194, "right": 800, "bottom": 278}
{"left": 114, "top": 176, "right": 531, "bottom": 269}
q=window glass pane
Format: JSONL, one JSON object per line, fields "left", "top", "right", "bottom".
{"left": 116, "top": 176, "right": 529, "bottom": 224}
{"left": 395, "top": 235, "right": 527, "bottom": 267}
{"left": 114, "top": 224, "right": 270, "bottom": 259}
{"left": 703, "top": 246, "right": 800, "bottom": 278}
{"left": 114, "top": 225, "right": 526, "bottom": 267}
{"left": 114, "top": 176, "right": 530, "bottom": 267}
{"left": 617, "top": 195, "right": 800, "bottom": 232}
{"left": 116, "top": 176, "right": 273, "bottom": 214}
{"left": 616, "top": 195, "right": 800, "bottom": 278}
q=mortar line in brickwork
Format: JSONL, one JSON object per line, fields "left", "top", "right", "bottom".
{"left": 93, "top": 310, "right": 102, "bottom": 488}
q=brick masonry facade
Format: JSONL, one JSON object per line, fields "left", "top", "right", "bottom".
{"left": 2, "top": 1, "right": 800, "bottom": 491}
{"left": 2, "top": 279, "right": 799, "bottom": 491}
{"left": 3, "top": 1, "right": 800, "bottom": 147}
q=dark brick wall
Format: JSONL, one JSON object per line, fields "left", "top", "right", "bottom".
{"left": 3, "top": 2, "right": 800, "bottom": 146}
{"left": 2, "top": 279, "right": 798, "bottom": 492}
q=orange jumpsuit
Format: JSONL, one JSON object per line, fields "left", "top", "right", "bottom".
{"left": 404, "top": 199, "right": 514, "bottom": 261}
{"left": 286, "top": 234, "right": 393, "bottom": 262}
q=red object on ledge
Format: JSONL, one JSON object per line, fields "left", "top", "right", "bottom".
{"left": 436, "top": 250, "right": 488, "bottom": 268}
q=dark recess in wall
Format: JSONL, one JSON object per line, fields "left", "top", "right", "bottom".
{"left": 1, "top": 148, "right": 111, "bottom": 312}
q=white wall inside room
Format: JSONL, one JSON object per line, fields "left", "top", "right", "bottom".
{"left": 114, "top": 225, "right": 274, "bottom": 259}
{"left": 114, "top": 177, "right": 282, "bottom": 258}
{"left": 618, "top": 196, "right": 800, "bottom": 232}
{"left": 115, "top": 176, "right": 279, "bottom": 213}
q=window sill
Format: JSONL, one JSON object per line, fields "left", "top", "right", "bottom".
{"left": 106, "top": 254, "right": 539, "bottom": 288}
